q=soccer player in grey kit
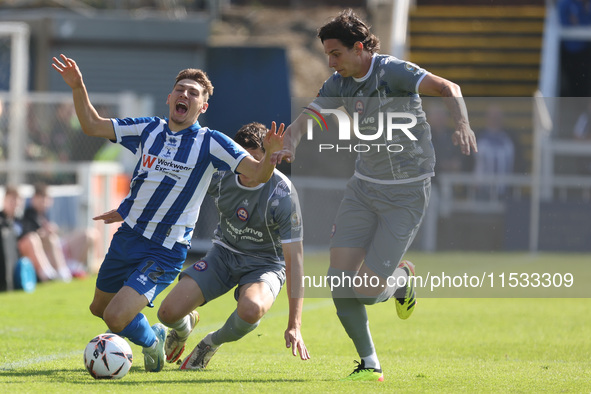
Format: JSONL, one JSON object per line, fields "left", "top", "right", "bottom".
{"left": 159, "top": 122, "right": 309, "bottom": 368}
{"left": 272, "top": 9, "right": 477, "bottom": 381}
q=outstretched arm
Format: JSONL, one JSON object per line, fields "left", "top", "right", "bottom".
{"left": 236, "top": 121, "right": 285, "bottom": 184}
{"left": 282, "top": 241, "right": 310, "bottom": 361}
{"left": 419, "top": 73, "right": 478, "bottom": 156}
{"left": 51, "top": 54, "right": 115, "bottom": 140}
{"left": 271, "top": 112, "right": 310, "bottom": 165}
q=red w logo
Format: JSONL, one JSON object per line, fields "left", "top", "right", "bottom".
{"left": 142, "top": 154, "right": 157, "bottom": 168}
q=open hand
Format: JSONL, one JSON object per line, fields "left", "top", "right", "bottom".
{"left": 452, "top": 124, "right": 478, "bottom": 155}
{"left": 263, "top": 121, "right": 285, "bottom": 156}
{"left": 270, "top": 148, "right": 294, "bottom": 165}
{"left": 285, "top": 327, "right": 310, "bottom": 361}
{"left": 93, "top": 209, "right": 123, "bottom": 224}
{"left": 51, "top": 54, "right": 84, "bottom": 90}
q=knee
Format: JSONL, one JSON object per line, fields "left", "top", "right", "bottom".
{"left": 157, "top": 304, "right": 178, "bottom": 326}
{"left": 101, "top": 307, "right": 129, "bottom": 333}
{"left": 237, "top": 299, "right": 265, "bottom": 324}
{"left": 89, "top": 300, "right": 104, "bottom": 319}
{"left": 46, "top": 231, "right": 61, "bottom": 245}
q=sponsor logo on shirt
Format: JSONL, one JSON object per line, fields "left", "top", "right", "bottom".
{"left": 224, "top": 218, "right": 264, "bottom": 242}
{"left": 140, "top": 154, "right": 193, "bottom": 180}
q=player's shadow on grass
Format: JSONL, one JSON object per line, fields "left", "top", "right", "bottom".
{"left": 92, "top": 378, "right": 309, "bottom": 385}
{"left": 0, "top": 369, "right": 88, "bottom": 378}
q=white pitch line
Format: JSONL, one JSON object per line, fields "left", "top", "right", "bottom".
{"left": 0, "top": 350, "right": 81, "bottom": 371}
{"left": 0, "top": 300, "right": 335, "bottom": 371}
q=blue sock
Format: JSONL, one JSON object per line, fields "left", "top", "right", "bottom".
{"left": 116, "top": 313, "right": 156, "bottom": 348}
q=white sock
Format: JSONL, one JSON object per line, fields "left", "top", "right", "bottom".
{"left": 362, "top": 352, "right": 381, "bottom": 370}
{"left": 202, "top": 332, "right": 217, "bottom": 347}
{"left": 147, "top": 337, "right": 159, "bottom": 350}
{"left": 168, "top": 315, "right": 192, "bottom": 338}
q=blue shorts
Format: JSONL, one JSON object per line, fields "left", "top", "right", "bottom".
{"left": 96, "top": 223, "right": 188, "bottom": 306}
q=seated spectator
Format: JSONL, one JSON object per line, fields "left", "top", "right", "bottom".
{"left": 1, "top": 186, "right": 22, "bottom": 235}
{"left": 19, "top": 183, "right": 97, "bottom": 281}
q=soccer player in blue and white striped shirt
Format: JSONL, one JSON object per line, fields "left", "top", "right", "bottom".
{"left": 52, "top": 54, "right": 285, "bottom": 373}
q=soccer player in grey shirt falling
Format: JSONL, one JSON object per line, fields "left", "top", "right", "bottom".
{"left": 157, "top": 122, "right": 310, "bottom": 369}
{"left": 272, "top": 9, "right": 477, "bottom": 381}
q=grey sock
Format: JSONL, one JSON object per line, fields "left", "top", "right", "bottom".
{"left": 211, "top": 310, "right": 259, "bottom": 345}
{"left": 327, "top": 266, "right": 375, "bottom": 358}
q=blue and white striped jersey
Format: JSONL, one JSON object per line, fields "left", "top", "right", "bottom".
{"left": 111, "top": 117, "right": 249, "bottom": 249}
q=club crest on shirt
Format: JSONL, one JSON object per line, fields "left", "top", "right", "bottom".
{"left": 162, "top": 136, "right": 178, "bottom": 158}
{"left": 404, "top": 62, "right": 421, "bottom": 76}
{"left": 291, "top": 212, "right": 301, "bottom": 228}
{"left": 193, "top": 260, "right": 208, "bottom": 271}
{"left": 355, "top": 100, "right": 365, "bottom": 115}
{"left": 236, "top": 207, "right": 249, "bottom": 222}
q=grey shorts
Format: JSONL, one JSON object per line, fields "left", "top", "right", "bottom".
{"left": 330, "top": 176, "right": 431, "bottom": 278}
{"left": 181, "top": 243, "right": 286, "bottom": 304}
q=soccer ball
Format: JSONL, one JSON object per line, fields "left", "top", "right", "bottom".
{"left": 84, "top": 333, "right": 133, "bottom": 379}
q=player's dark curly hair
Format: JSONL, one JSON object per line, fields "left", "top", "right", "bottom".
{"left": 317, "top": 9, "right": 380, "bottom": 54}
{"left": 234, "top": 122, "right": 267, "bottom": 152}
{"left": 174, "top": 68, "right": 214, "bottom": 100}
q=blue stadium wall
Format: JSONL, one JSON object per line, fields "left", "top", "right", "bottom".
{"left": 203, "top": 46, "right": 291, "bottom": 139}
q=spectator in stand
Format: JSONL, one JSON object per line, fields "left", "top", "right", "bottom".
{"left": 19, "top": 183, "right": 96, "bottom": 281}
{"left": 572, "top": 99, "right": 591, "bottom": 174}
{"left": 1, "top": 186, "right": 23, "bottom": 240}
{"left": 474, "top": 105, "right": 516, "bottom": 199}
{"left": 573, "top": 99, "right": 591, "bottom": 140}
{"left": 0, "top": 99, "right": 6, "bottom": 161}
{"left": 427, "top": 102, "right": 463, "bottom": 184}
{"left": 1, "top": 185, "right": 58, "bottom": 282}
{"left": 558, "top": 0, "right": 591, "bottom": 97}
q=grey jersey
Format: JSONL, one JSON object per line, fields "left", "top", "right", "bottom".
{"left": 207, "top": 169, "right": 303, "bottom": 264}
{"left": 311, "top": 54, "right": 435, "bottom": 183}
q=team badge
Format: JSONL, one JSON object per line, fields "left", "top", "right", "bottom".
{"left": 355, "top": 100, "right": 364, "bottom": 115}
{"left": 291, "top": 212, "right": 301, "bottom": 227}
{"left": 193, "top": 260, "right": 208, "bottom": 271}
{"left": 404, "top": 62, "right": 421, "bottom": 76}
{"left": 236, "top": 207, "right": 249, "bottom": 222}
{"left": 163, "top": 136, "right": 178, "bottom": 158}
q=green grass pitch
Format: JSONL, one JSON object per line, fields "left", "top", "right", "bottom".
{"left": 1, "top": 252, "right": 590, "bottom": 392}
